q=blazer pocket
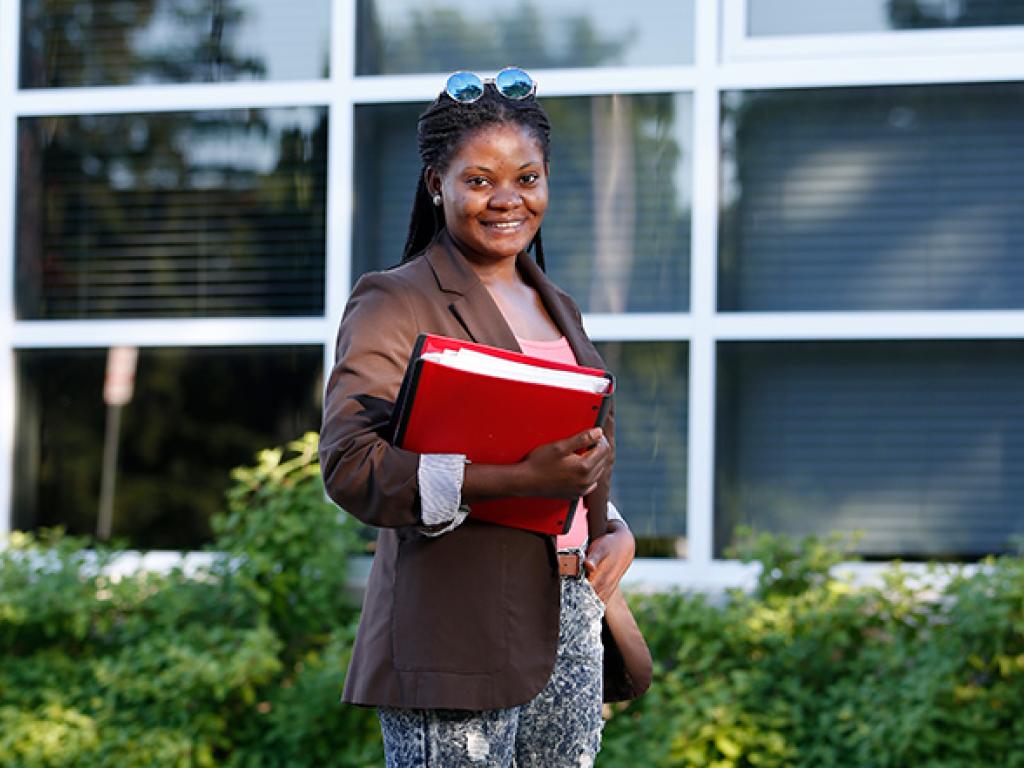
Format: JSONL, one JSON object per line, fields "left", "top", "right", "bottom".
{"left": 391, "top": 525, "right": 509, "bottom": 674}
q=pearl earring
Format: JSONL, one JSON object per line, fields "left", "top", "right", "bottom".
{"left": 432, "top": 194, "right": 442, "bottom": 206}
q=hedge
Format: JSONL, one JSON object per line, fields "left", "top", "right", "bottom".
{"left": 1, "top": 433, "right": 1021, "bottom": 766}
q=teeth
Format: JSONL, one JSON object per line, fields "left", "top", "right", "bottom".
{"left": 490, "top": 222, "right": 521, "bottom": 229}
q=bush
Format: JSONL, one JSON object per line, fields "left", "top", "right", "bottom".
{"left": 600, "top": 527, "right": 1024, "bottom": 767}
{"left": 0, "top": 433, "right": 382, "bottom": 768}
{"left": 3, "top": 440, "right": 1022, "bottom": 766}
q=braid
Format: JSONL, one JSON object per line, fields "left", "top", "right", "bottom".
{"left": 402, "top": 167, "right": 443, "bottom": 262}
{"left": 531, "top": 228, "right": 546, "bottom": 273}
{"left": 400, "top": 82, "right": 552, "bottom": 270}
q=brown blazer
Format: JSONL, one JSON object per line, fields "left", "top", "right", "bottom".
{"left": 319, "top": 231, "right": 620, "bottom": 710}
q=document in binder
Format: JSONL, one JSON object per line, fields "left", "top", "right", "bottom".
{"left": 390, "top": 333, "right": 614, "bottom": 535}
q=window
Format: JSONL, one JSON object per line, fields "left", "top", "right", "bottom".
{"left": 719, "top": 83, "right": 1024, "bottom": 311}
{"left": 715, "top": 341, "right": 1024, "bottom": 559}
{"left": 17, "top": 108, "right": 328, "bottom": 319}
{"left": 19, "top": 0, "right": 332, "bottom": 87}
{"left": 13, "top": 345, "right": 323, "bottom": 550}
{"left": 356, "top": 0, "right": 694, "bottom": 74}
{"left": 597, "top": 342, "right": 688, "bottom": 557}
{"left": 747, "top": 0, "right": 1024, "bottom": 37}
{"left": 353, "top": 94, "right": 692, "bottom": 313}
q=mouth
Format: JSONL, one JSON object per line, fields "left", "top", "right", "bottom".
{"left": 481, "top": 219, "right": 526, "bottom": 232}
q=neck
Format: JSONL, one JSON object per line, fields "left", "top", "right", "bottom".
{"left": 447, "top": 232, "right": 523, "bottom": 286}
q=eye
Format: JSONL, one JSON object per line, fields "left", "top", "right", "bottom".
{"left": 466, "top": 176, "right": 490, "bottom": 188}
{"left": 519, "top": 172, "right": 540, "bottom": 185}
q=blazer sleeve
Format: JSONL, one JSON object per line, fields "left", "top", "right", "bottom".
{"left": 319, "top": 271, "right": 423, "bottom": 528}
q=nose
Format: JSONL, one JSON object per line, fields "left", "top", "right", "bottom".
{"left": 489, "top": 185, "right": 522, "bottom": 209}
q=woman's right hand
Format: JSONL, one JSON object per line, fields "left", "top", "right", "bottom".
{"left": 462, "top": 427, "right": 612, "bottom": 503}
{"left": 517, "top": 428, "right": 612, "bottom": 499}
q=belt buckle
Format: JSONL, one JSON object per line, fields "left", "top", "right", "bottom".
{"left": 557, "top": 548, "right": 586, "bottom": 579}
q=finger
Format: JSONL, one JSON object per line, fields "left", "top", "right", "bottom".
{"left": 566, "top": 427, "right": 602, "bottom": 454}
{"left": 577, "top": 440, "right": 610, "bottom": 472}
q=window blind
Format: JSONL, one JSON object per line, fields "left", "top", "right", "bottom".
{"left": 715, "top": 341, "right": 1024, "bottom": 559}
{"left": 719, "top": 83, "right": 1024, "bottom": 311}
{"left": 16, "top": 108, "right": 327, "bottom": 319}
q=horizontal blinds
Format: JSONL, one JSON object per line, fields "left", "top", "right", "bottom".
{"left": 16, "top": 108, "right": 327, "bottom": 319}
{"left": 715, "top": 341, "right": 1024, "bottom": 559}
{"left": 719, "top": 82, "right": 1024, "bottom": 311}
{"left": 598, "top": 342, "right": 689, "bottom": 540}
{"left": 352, "top": 95, "right": 691, "bottom": 313}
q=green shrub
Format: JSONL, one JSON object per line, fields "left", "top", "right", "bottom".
{"left": 600, "top": 528, "right": 1024, "bottom": 768}
{"left": 3, "top": 438, "right": 1022, "bottom": 766}
{"left": 0, "top": 433, "right": 382, "bottom": 768}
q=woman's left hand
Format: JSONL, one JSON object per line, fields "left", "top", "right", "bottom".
{"left": 583, "top": 519, "right": 635, "bottom": 604}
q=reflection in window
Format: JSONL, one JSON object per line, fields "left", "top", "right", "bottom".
{"left": 13, "top": 346, "right": 323, "bottom": 549}
{"left": 596, "top": 342, "right": 688, "bottom": 557}
{"left": 715, "top": 341, "right": 1024, "bottom": 559}
{"left": 719, "top": 83, "right": 1024, "bottom": 311}
{"left": 17, "top": 108, "right": 327, "bottom": 319}
{"left": 356, "top": 0, "right": 694, "bottom": 73}
{"left": 748, "top": 0, "right": 1024, "bottom": 36}
{"left": 19, "top": 0, "right": 331, "bottom": 88}
{"left": 353, "top": 94, "right": 692, "bottom": 313}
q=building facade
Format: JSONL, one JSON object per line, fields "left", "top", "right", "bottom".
{"left": 2, "top": 0, "right": 1023, "bottom": 587}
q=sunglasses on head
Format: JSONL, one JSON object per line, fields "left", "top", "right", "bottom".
{"left": 444, "top": 67, "right": 536, "bottom": 104}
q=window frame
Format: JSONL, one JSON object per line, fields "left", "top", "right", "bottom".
{"left": 2, "top": 1, "right": 1023, "bottom": 589}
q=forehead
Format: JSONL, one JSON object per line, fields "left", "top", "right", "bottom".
{"left": 447, "top": 123, "right": 544, "bottom": 168}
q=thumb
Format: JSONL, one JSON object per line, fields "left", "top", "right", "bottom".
{"left": 584, "top": 547, "right": 605, "bottom": 574}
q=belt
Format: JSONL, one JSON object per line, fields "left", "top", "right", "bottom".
{"left": 557, "top": 550, "right": 586, "bottom": 578}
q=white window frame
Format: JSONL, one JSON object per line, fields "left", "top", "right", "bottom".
{"left": 3, "top": 0, "right": 1024, "bottom": 592}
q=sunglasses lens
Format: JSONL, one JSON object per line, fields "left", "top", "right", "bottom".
{"left": 445, "top": 71, "right": 484, "bottom": 103}
{"left": 495, "top": 67, "right": 534, "bottom": 100}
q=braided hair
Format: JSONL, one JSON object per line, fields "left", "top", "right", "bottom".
{"left": 401, "top": 83, "right": 552, "bottom": 271}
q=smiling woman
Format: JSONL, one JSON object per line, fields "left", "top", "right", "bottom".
{"left": 319, "top": 70, "right": 647, "bottom": 766}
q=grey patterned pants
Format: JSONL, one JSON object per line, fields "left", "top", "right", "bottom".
{"left": 378, "top": 575, "right": 606, "bottom": 767}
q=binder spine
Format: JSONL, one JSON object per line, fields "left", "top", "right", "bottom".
{"left": 389, "top": 332, "right": 430, "bottom": 445}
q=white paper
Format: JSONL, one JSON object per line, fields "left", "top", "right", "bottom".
{"left": 421, "top": 348, "right": 610, "bottom": 394}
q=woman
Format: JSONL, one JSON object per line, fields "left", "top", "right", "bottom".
{"left": 319, "top": 68, "right": 637, "bottom": 767}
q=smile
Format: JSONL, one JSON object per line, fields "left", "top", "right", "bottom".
{"left": 482, "top": 220, "right": 525, "bottom": 231}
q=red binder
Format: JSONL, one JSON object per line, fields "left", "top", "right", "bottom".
{"left": 390, "top": 333, "right": 614, "bottom": 535}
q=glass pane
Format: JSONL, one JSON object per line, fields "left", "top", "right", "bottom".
{"left": 353, "top": 94, "right": 692, "bottom": 313}
{"left": 749, "top": 0, "right": 1024, "bottom": 36}
{"left": 17, "top": 108, "right": 327, "bottom": 319}
{"left": 719, "top": 83, "right": 1024, "bottom": 311}
{"left": 598, "top": 342, "right": 688, "bottom": 557}
{"left": 715, "top": 341, "right": 1024, "bottom": 560}
{"left": 19, "top": 0, "right": 331, "bottom": 88}
{"left": 13, "top": 345, "right": 323, "bottom": 549}
{"left": 357, "top": 0, "right": 694, "bottom": 74}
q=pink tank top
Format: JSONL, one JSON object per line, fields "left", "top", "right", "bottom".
{"left": 514, "top": 335, "right": 590, "bottom": 550}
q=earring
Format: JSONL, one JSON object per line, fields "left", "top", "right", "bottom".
{"left": 432, "top": 194, "right": 442, "bottom": 207}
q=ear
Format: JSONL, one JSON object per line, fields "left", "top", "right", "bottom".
{"left": 424, "top": 166, "right": 442, "bottom": 198}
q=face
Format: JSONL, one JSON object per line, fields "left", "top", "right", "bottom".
{"left": 427, "top": 123, "right": 548, "bottom": 263}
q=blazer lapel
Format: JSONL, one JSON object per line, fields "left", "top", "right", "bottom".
{"left": 425, "top": 232, "right": 521, "bottom": 352}
{"left": 425, "top": 230, "right": 603, "bottom": 371}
